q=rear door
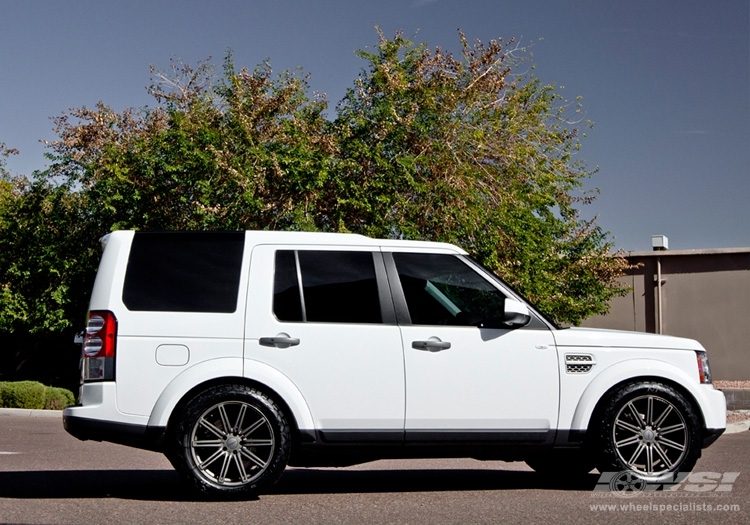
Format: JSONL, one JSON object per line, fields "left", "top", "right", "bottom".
{"left": 244, "top": 245, "right": 405, "bottom": 442}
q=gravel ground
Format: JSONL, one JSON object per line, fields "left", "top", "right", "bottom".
{"left": 714, "top": 380, "right": 750, "bottom": 389}
{"left": 727, "top": 410, "right": 750, "bottom": 424}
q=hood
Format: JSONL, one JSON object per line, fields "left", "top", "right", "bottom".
{"left": 552, "top": 327, "right": 704, "bottom": 351}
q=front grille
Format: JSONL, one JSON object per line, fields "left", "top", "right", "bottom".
{"left": 565, "top": 354, "right": 595, "bottom": 374}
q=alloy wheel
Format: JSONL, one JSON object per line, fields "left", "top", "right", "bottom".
{"left": 189, "top": 400, "right": 276, "bottom": 487}
{"left": 612, "top": 394, "right": 688, "bottom": 476}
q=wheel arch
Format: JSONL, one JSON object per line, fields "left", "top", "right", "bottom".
{"left": 147, "top": 358, "right": 314, "bottom": 443}
{"left": 568, "top": 360, "right": 707, "bottom": 438}
{"left": 586, "top": 376, "right": 705, "bottom": 439}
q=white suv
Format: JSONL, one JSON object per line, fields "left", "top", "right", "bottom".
{"left": 63, "top": 230, "right": 726, "bottom": 497}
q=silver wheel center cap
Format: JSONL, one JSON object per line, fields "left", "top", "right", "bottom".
{"left": 642, "top": 428, "right": 656, "bottom": 444}
{"left": 226, "top": 436, "right": 240, "bottom": 451}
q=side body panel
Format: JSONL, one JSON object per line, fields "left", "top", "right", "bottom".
{"left": 90, "top": 231, "right": 251, "bottom": 419}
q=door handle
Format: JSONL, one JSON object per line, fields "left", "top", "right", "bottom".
{"left": 412, "top": 338, "right": 451, "bottom": 351}
{"left": 259, "top": 335, "right": 300, "bottom": 348}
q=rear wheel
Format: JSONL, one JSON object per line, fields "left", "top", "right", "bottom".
{"left": 595, "top": 382, "right": 701, "bottom": 482}
{"left": 168, "top": 385, "right": 290, "bottom": 498}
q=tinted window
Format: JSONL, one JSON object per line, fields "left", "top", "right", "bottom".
{"left": 273, "top": 250, "right": 303, "bottom": 322}
{"left": 273, "top": 250, "right": 382, "bottom": 324}
{"left": 123, "top": 232, "right": 244, "bottom": 313}
{"left": 393, "top": 253, "right": 506, "bottom": 326}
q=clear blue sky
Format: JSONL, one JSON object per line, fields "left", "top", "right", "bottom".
{"left": 2, "top": 0, "right": 748, "bottom": 251}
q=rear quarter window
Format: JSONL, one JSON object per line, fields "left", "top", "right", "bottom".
{"left": 122, "top": 231, "right": 244, "bottom": 313}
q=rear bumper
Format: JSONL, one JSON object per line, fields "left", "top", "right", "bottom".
{"left": 63, "top": 412, "right": 166, "bottom": 451}
{"left": 62, "top": 382, "right": 165, "bottom": 451}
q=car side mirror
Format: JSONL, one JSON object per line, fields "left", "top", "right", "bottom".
{"left": 477, "top": 298, "right": 532, "bottom": 329}
{"left": 502, "top": 298, "right": 531, "bottom": 328}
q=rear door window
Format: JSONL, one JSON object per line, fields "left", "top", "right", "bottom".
{"left": 273, "top": 250, "right": 382, "bottom": 323}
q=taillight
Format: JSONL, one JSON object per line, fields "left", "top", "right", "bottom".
{"left": 696, "top": 350, "right": 712, "bottom": 384}
{"left": 82, "top": 310, "right": 117, "bottom": 381}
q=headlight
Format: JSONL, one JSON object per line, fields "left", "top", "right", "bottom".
{"left": 695, "top": 350, "right": 712, "bottom": 384}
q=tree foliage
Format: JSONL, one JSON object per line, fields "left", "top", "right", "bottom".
{"left": 0, "top": 163, "right": 91, "bottom": 333}
{"left": 330, "top": 30, "right": 628, "bottom": 323}
{"left": 0, "top": 31, "right": 627, "bottom": 335}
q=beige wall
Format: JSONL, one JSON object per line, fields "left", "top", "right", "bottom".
{"left": 581, "top": 249, "right": 750, "bottom": 380}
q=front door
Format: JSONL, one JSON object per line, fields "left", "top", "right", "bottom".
{"left": 387, "top": 252, "right": 560, "bottom": 443}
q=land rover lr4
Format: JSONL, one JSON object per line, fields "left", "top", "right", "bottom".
{"left": 63, "top": 230, "right": 726, "bottom": 497}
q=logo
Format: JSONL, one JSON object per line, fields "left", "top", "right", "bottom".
{"left": 594, "top": 471, "right": 741, "bottom": 498}
{"left": 608, "top": 470, "right": 647, "bottom": 498}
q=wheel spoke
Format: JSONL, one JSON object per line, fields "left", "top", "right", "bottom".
{"left": 653, "top": 442, "right": 674, "bottom": 468}
{"left": 659, "top": 422, "right": 686, "bottom": 436}
{"left": 240, "top": 448, "right": 268, "bottom": 469}
{"left": 239, "top": 418, "right": 266, "bottom": 439}
{"left": 218, "top": 451, "right": 232, "bottom": 482}
{"left": 657, "top": 435, "right": 686, "bottom": 452}
{"left": 627, "top": 441, "right": 646, "bottom": 466}
{"left": 653, "top": 404, "right": 673, "bottom": 429}
{"left": 615, "top": 418, "right": 642, "bottom": 434}
{"left": 218, "top": 404, "right": 232, "bottom": 433}
{"left": 244, "top": 438, "right": 274, "bottom": 447}
{"left": 626, "top": 402, "right": 646, "bottom": 429}
{"left": 646, "top": 396, "right": 654, "bottom": 425}
{"left": 199, "top": 418, "right": 227, "bottom": 440}
{"left": 645, "top": 444, "right": 654, "bottom": 472}
{"left": 234, "top": 453, "right": 250, "bottom": 482}
{"left": 198, "top": 447, "right": 225, "bottom": 470}
{"left": 234, "top": 403, "right": 248, "bottom": 434}
{"left": 193, "top": 438, "right": 224, "bottom": 448}
{"left": 615, "top": 434, "right": 641, "bottom": 448}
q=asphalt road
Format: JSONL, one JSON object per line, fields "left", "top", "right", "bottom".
{"left": 0, "top": 414, "right": 748, "bottom": 525}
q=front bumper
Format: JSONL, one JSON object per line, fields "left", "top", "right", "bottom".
{"left": 701, "top": 427, "right": 725, "bottom": 449}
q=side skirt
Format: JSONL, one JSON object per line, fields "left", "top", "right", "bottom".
{"left": 290, "top": 429, "right": 562, "bottom": 467}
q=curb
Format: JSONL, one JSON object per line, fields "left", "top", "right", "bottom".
{"left": 0, "top": 408, "right": 63, "bottom": 419}
{"left": 726, "top": 419, "right": 750, "bottom": 434}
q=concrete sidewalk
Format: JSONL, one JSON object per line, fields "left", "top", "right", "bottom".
{"left": 0, "top": 407, "right": 63, "bottom": 418}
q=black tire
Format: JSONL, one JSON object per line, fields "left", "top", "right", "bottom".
{"left": 168, "top": 384, "right": 291, "bottom": 498}
{"left": 525, "top": 450, "right": 595, "bottom": 477}
{"left": 594, "top": 381, "right": 701, "bottom": 482}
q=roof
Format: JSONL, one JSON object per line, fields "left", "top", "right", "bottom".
{"left": 625, "top": 247, "right": 750, "bottom": 258}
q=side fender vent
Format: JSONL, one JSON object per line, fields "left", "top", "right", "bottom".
{"left": 565, "top": 354, "right": 595, "bottom": 374}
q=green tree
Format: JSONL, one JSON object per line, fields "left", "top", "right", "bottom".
{"left": 47, "top": 56, "right": 332, "bottom": 233}
{"left": 0, "top": 174, "right": 92, "bottom": 334}
{"left": 329, "top": 30, "right": 627, "bottom": 323}
{"left": 2, "top": 31, "right": 627, "bottom": 335}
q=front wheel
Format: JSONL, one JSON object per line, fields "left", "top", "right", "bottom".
{"left": 594, "top": 382, "right": 701, "bottom": 482}
{"left": 168, "top": 385, "right": 291, "bottom": 498}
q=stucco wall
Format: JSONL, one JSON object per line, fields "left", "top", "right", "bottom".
{"left": 581, "top": 249, "right": 750, "bottom": 380}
